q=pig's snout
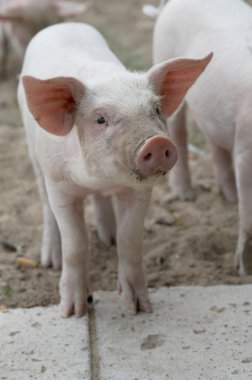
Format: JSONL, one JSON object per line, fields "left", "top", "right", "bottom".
{"left": 136, "top": 135, "right": 178, "bottom": 175}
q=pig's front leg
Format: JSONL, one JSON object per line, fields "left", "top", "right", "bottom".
{"left": 169, "top": 104, "right": 195, "bottom": 200}
{"left": 46, "top": 182, "right": 88, "bottom": 317}
{"left": 93, "top": 194, "right": 116, "bottom": 246}
{"left": 209, "top": 141, "right": 237, "bottom": 203}
{"left": 114, "top": 189, "right": 152, "bottom": 315}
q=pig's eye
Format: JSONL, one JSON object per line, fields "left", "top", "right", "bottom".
{"left": 96, "top": 116, "right": 107, "bottom": 125}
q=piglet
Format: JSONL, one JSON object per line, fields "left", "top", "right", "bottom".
{"left": 0, "top": 0, "right": 90, "bottom": 78}
{"left": 153, "top": 0, "right": 252, "bottom": 275}
{"left": 18, "top": 22, "right": 211, "bottom": 317}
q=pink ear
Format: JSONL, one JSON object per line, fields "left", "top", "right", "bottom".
{"left": 22, "top": 76, "right": 85, "bottom": 136}
{"left": 53, "top": 0, "right": 91, "bottom": 18}
{"left": 148, "top": 53, "right": 213, "bottom": 117}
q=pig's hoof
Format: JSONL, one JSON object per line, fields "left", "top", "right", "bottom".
{"left": 236, "top": 240, "right": 252, "bottom": 276}
{"left": 241, "top": 255, "right": 252, "bottom": 276}
{"left": 118, "top": 269, "right": 151, "bottom": 315}
{"left": 60, "top": 302, "right": 86, "bottom": 318}
{"left": 124, "top": 298, "right": 152, "bottom": 315}
{"left": 41, "top": 256, "right": 62, "bottom": 270}
{"left": 41, "top": 249, "right": 62, "bottom": 270}
{"left": 119, "top": 286, "right": 152, "bottom": 315}
{"left": 139, "top": 299, "right": 152, "bottom": 313}
{"left": 97, "top": 226, "right": 116, "bottom": 246}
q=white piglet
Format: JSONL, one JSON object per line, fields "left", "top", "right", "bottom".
{"left": 153, "top": 0, "right": 252, "bottom": 275}
{"left": 18, "top": 22, "right": 211, "bottom": 317}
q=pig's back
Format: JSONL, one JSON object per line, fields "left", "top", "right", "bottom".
{"left": 21, "top": 23, "right": 122, "bottom": 79}
{"left": 154, "top": 0, "right": 252, "bottom": 61}
{"left": 154, "top": 0, "right": 252, "bottom": 148}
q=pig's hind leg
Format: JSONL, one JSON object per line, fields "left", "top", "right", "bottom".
{"left": 33, "top": 159, "right": 62, "bottom": 269}
{"left": 169, "top": 104, "right": 195, "bottom": 200}
{"left": 93, "top": 194, "right": 116, "bottom": 246}
{"left": 209, "top": 141, "right": 237, "bottom": 203}
{"left": 234, "top": 147, "right": 252, "bottom": 275}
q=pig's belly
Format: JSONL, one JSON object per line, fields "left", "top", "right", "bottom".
{"left": 187, "top": 90, "right": 235, "bottom": 152}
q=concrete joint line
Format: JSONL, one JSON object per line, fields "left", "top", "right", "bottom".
{"left": 88, "top": 303, "right": 101, "bottom": 380}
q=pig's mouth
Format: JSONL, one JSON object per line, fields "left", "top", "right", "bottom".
{"left": 132, "top": 134, "right": 178, "bottom": 184}
{"left": 131, "top": 168, "right": 167, "bottom": 183}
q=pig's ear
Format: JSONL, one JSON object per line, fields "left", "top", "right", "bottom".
{"left": 53, "top": 0, "right": 91, "bottom": 18}
{"left": 148, "top": 53, "right": 213, "bottom": 118}
{"left": 22, "top": 76, "right": 85, "bottom": 136}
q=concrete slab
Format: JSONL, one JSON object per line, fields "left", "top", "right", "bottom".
{"left": 0, "top": 306, "right": 90, "bottom": 380}
{"left": 93, "top": 285, "right": 252, "bottom": 380}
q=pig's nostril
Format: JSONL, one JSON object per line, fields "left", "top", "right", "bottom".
{"left": 144, "top": 152, "right": 152, "bottom": 161}
{"left": 137, "top": 136, "right": 178, "bottom": 174}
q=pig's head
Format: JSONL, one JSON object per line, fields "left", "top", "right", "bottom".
{"left": 22, "top": 53, "right": 212, "bottom": 189}
{"left": 0, "top": 0, "right": 90, "bottom": 55}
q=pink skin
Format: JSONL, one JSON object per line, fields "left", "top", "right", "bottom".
{"left": 19, "top": 22, "right": 212, "bottom": 317}
{"left": 152, "top": 0, "right": 252, "bottom": 275}
{"left": 136, "top": 135, "right": 178, "bottom": 175}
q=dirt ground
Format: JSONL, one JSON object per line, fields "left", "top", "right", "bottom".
{"left": 1, "top": 0, "right": 252, "bottom": 310}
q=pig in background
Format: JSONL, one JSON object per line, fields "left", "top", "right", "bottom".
{"left": 0, "top": 0, "right": 90, "bottom": 79}
{"left": 18, "top": 21, "right": 211, "bottom": 317}
{"left": 147, "top": 0, "right": 252, "bottom": 275}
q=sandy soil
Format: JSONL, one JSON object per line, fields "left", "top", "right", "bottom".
{"left": 1, "top": 0, "right": 252, "bottom": 310}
